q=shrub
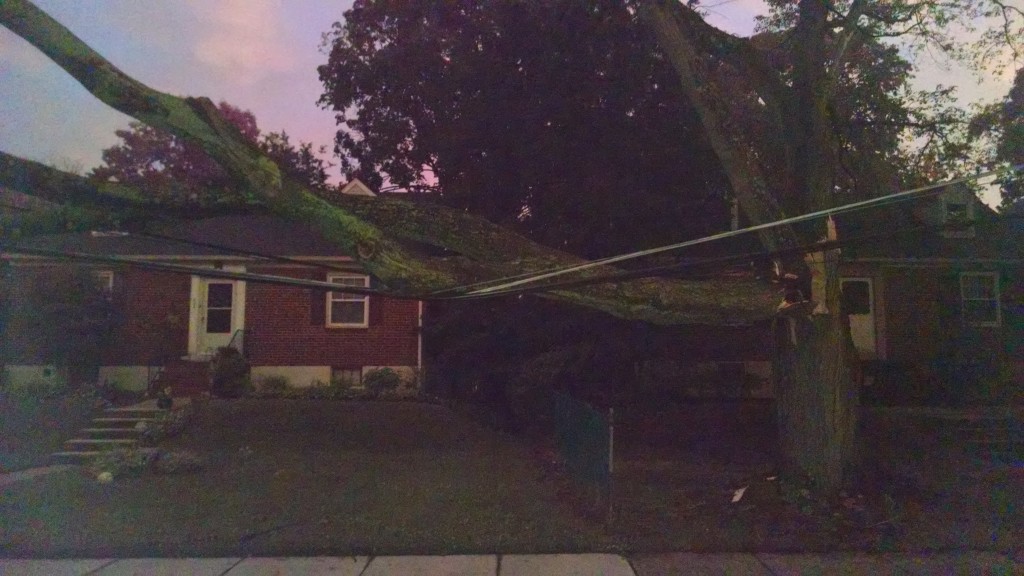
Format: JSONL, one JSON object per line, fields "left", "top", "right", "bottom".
{"left": 256, "top": 375, "right": 291, "bottom": 396}
{"left": 210, "top": 347, "right": 251, "bottom": 398}
{"left": 153, "top": 449, "right": 206, "bottom": 474}
{"left": 136, "top": 403, "right": 195, "bottom": 446}
{"left": 88, "top": 447, "right": 159, "bottom": 478}
{"left": 4, "top": 379, "right": 65, "bottom": 405}
{"left": 363, "top": 368, "right": 402, "bottom": 396}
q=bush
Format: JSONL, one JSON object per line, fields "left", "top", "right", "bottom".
{"left": 363, "top": 368, "right": 402, "bottom": 396}
{"left": 255, "top": 375, "right": 291, "bottom": 396}
{"left": 3, "top": 379, "right": 66, "bottom": 405}
{"left": 136, "top": 403, "right": 195, "bottom": 446}
{"left": 210, "top": 347, "right": 251, "bottom": 398}
{"left": 88, "top": 447, "right": 160, "bottom": 478}
{"left": 153, "top": 449, "right": 206, "bottom": 474}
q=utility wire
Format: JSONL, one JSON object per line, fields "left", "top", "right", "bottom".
{"left": 135, "top": 232, "right": 358, "bottom": 273}
{"left": 455, "top": 165, "right": 1021, "bottom": 296}
{"left": 1, "top": 244, "right": 391, "bottom": 298}
{"left": 5, "top": 165, "right": 1019, "bottom": 302}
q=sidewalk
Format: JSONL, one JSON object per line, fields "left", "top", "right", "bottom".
{"left": 0, "top": 551, "right": 1019, "bottom": 575}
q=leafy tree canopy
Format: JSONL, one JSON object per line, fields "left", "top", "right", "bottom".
{"left": 90, "top": 102, "right": 331, "bottom": 206}
{"left": 319, "top": 0, "right": 739, "bottom": 258}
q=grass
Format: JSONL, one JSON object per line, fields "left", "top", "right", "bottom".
{"left": 0, "top": 399, "right": 1020, "bottom": 557}
{"left": 0, "top": 392, "right": 99, "bottom": 472}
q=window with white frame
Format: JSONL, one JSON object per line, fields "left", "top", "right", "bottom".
{"left": 326, "top": 274, "right": 369, "bottom": 327}
{"left": 91, "top": 270, "right": 114, "bottom": 296}
{"left": 960, "top": 272, "right": 1000, "bottom": 326}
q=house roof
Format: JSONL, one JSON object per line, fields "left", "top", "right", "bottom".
{"left": 8, "top": 214, "right": 353, "bottom": 259}
{"left": 836, "top": 196, "right": 1024, "bottom": 263}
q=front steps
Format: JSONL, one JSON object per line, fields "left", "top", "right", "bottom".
{"left": 51, "top": 399, "right": 189, "bottom": 465}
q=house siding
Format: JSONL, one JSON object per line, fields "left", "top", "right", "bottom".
{"left": 104, "top": 269, "right": 191, "bottom": 365}
{"left": 243, "top": 266, "right": 419, "bottom": 369}
{"left": 1, "top": 266, "right": 191, "bottom": 366}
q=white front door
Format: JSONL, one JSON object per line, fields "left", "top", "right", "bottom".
{"left": 189, "top": 272, "right": 245, "bottom": 357}
{"left": 841, "top": 278, "right": 876, "bottom": 359}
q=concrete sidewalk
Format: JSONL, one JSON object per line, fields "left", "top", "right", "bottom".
{"left": 0, "top": 552, "right": 1019, "bottom": 575}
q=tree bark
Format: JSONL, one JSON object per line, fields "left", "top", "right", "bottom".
{"left": 642, "top": 0, "right": 858, "bottom": 493}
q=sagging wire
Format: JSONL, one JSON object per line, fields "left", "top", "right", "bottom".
{"left": 1, "top": 244, "right": 390, "bottom": 298}
{"left": 135, "top": 232, "right": 358, "bottom": 273}
{"left": 445, "top": 165, "right": 1020, "bottom": 297}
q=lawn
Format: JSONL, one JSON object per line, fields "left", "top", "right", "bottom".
{"left": 0, "top": 392, "right": 98, "bottom": 472}
{"left": 0, "top": 399, "right": 1020, "bottom": 557}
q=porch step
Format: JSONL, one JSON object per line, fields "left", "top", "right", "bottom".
{"left": 81, "top": 428, "right": 143, "bottom": 438}
{"left": 103, "top": 408, "right": 166, "bottom": 419}
{"left": 92, "top": 417, "right": 157, "bottom": 427}
{"left": 64, "top": 438, "right": 139, "bottom": 447}
{"left": 51, "top": 451, "right": 103, "bottom": 464}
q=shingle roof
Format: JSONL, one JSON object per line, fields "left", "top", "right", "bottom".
{"left": 836, "top": 200, "right": 1024, "bottom": 262}
{"left": 9, "top": 214, "right": 352, "bottom": 258}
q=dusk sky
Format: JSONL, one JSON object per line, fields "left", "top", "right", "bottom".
{"left": 0, "top": 0, "right": 1016, "bottom": 200}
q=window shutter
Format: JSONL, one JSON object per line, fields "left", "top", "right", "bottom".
{"left": 310, "top": 281, "right": 326, "bottom": 326}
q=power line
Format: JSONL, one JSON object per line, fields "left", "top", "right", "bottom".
{"left": 456, "top": 165, "right": 1021, "bottom": 296}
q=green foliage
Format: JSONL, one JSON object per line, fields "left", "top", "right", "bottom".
{"left": 3, "top": 267, "right": 117, "bottom": 386}
{"left": 2, "top": 378, "right": 66, "bottom": 404}
{"left": 153, "top": 450, "right": 206, "bottom": 475}
{"left": 88, "top": 101, "right": 331, "bottom": 205}
{"left": 137, "top": 403, "right": 195, "bottom": 445}
{"left": 319, "top": 0, "right": 731, "bottom": 257}
{"left": 209, "top": 347, "right": 250, "bottom": 398}
{"left": 89, "top": 447, "right": 206, "bottom": 478}
{"left": 363, "top": 368, "right": 402, "bottom": 396}
{"left": 256, "top": 375, "right": 291, "bottom": 395}
{"left": 89, "top": 447, "right": 159, "bottom": 478}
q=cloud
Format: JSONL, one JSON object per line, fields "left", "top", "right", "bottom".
{"left": 188, "top": 0, "right": 297, "bottom": 85}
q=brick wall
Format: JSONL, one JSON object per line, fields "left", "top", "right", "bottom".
{"left": 1, "top": 265, "right": 189, "bottom": 365}
{"left": 103, "top": 268, "right": 191, "bottom": 364}
{"left": 243, "top": 266, "right": 419, "bottom": 368}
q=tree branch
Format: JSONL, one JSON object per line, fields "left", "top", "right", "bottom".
{"left": 0, "top": 149, "right": 782, "bottom": 326}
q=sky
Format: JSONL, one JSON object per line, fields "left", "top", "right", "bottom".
{"left": 0, "top": 0, "right": 1017, "bottom": 201}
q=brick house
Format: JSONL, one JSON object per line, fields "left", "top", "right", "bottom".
{"left": 833, "top": 186, "right": 1024, "bottom": 401}
{"left": 640, "top": 185, "right": 1024, "bottom": 402}
{"left": 2, "top": 205, "right": 423, "bottom": 395}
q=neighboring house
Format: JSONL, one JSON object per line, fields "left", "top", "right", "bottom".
{"left": 653, "top": 185, "right": 1024, "bottom": 402}
{"left": 834, "top": 185, "right": 1024, "bottom": 401}
{"left": 1, "top": 185, "right": 423, "bottom": 395}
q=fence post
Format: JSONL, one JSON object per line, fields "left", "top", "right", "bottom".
{"left": 607, "top": 406, "right": 615, "bottom": 524}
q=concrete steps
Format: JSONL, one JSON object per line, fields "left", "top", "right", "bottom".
{"left": 50, "top": 400, "right": 188, "bottom": 465}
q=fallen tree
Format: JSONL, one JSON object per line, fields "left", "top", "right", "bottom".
{"left": 4, "top": 0, "right": 1017, "bottom": 493}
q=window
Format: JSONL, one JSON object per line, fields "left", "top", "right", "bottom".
{"left": 91, "top": 270, "right": 114, "bottom": 296}
{"left": 332, "top": 368, "right": 363, "bottom": 388}
{"left": 960, "top": 272, "right": 1000, "bottom": 326}
{"left": 327, "top": 274, "right": 369, "bottom": 327}
{"left": 205, "top": 282, "right": 233, "bottom": 334}
{"left": 841, "top": 279, "right": 872, "bottom": 315}
{"left": 941, "top": 194, "right": 975, "bottom": 238}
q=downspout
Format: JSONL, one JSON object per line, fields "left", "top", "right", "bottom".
{"left": 416, "top": 300, "right": 423, "bottom": 375}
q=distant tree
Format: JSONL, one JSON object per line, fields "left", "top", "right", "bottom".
{"left": 319, "top": 0, "right": 731, "bottom": 258}
{"left": 996, "top": 68, "right": 1024, "bottom": 208}
{"left": 89, "top": 102, "right": 331, "bottom": 204}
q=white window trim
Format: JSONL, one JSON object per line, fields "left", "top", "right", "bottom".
{"left": 92, "top": 270, "right": 114, "bottom": 294}
{"left": 326, "top": 273, "right": 370, "bottom": 328}
{"left": 941, "top": 195, "right": 976, "bottom": 238}
{"left": 960, "top": 271, "right": 1001, "bottom": 327}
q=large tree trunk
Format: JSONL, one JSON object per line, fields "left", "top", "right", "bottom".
{"left": 642, "top": 0, "right": 858, "bottom": 493}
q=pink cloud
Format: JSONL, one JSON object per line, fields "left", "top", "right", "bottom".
{"left": 188, "top": 0, "right": 297, "bottom": 85}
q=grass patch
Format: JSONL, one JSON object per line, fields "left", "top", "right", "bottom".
{"left": 0, "top": 391, "right": 99, "bottom": 472}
